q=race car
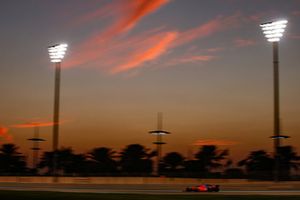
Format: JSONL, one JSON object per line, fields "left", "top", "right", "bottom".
{"left": 184, "top": 184, "right": 220, "bottom": 192}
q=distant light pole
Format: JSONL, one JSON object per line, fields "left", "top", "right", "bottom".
{"left": 48, "top": 43, "right": 68, "bottom": 180}
{"left": 27, "top": 123, "right": 45, "bottom": 172}
{"left": 260, "top": 20, "right": 289, "bottom": 181}
{"left": 149, "top": 112, "right": 170, "bottom": 176}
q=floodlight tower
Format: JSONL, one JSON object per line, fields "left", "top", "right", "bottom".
{"left": 48, "top": 43, "right": 68, "bottom": 179}
{"left": 260, "top": 20, "right": 289, "bottom": 181}
{"left": 149, "top": 112, "right": 170, "bottom": 176}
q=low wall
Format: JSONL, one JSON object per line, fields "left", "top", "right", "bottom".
{"left": 0, "top": 176, "right": 300, "bottom": 188}
{"left": 0, "top": 176, "right": 250, "bottom": 184}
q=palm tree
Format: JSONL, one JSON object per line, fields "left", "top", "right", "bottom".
{"left": 194, "top": 145, "right": 229, "bottom": 175}
{"left": 87, "top": 147, "right": 117, "bottom": 174}
{"left": 68, "top": 153, "right": 87, "bottom": 175}
{"left": 277, "top": 146, "right": 300, "bottom": 180}
{"left": 163, "top": 152, "right": 184, "bottom": 171}
{"left": 223, "top": 159, "right": 245, "bottom": 178}
{"left": 119, "top": 144, "right": 155, "bottom": 175}
{"left": 39, "top": 147, "right": 86, "bottom": 175}
{"left": 0, "top": 143, "right": 27, "bottom": 174}
{"left": 38, "top": 151, "right": 54, "bottom": 174}
{"left": 238, "top": 150, "right": 274, "bottom": 180}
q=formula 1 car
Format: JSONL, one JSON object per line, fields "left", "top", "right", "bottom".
{"left": 184, "top": 184, "right": 220, "bottom": 192}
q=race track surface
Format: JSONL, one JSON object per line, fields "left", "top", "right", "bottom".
{"left": 0, "top": 183, "right": 300, "bottom": 195}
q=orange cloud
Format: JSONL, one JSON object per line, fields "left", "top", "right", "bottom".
{"left": 164, "top": 54, "right": 215, "bottom": 67}
{"left": 179, "top": 55, "right": 215, "bottom": 63}
{"left": 65, "top": 0, "right": 170, "bottom": 70}
{"left": 174, "top": 13, "right": 241, "bottom": 47}
{"left": 111, "top": 32, "right": 178, "bottom": 73}
{"left": 65, "top": 28, "right": 177, "bottom": 72}
{"left": 234, "top": 38, "right": 256, "bottom": 47}
{"left": 107, "top": 0, "right": 169, "bottom": 36}
{"left": 12, "top": 121, "right": 55, "bottom": 128}
{"left": 193, "top": 139, "right": 238, "bottom": 146}
{"left": 66, "top": 10, "right": 242, "bottom": 74}
{"left": 0, "top": 126, "right": 13, "bottom": 143}
{"left": 74, "top": 0, "right": 169, "bottom": 34}
{"left": 72, "top": 3, "right": 119, "bottom": 27}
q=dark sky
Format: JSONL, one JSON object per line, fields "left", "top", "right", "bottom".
{"left": 0, "top": 0, "right": 300, "bottom": 165}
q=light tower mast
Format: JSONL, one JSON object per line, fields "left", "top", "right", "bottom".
{"left": 149, "top": 112, "right": 170, "bottom": 176}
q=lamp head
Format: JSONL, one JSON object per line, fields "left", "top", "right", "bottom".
{"left": 260, "top": 19, "right": 288, "bottom": 42}
{"left": 48, "top": 43, "right": 68, "bottom": 63}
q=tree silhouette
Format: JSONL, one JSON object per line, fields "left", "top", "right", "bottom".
{"left": 68, "top": 153, "right": 87, "bottom": 175}
{"left": 38, "top": 151, "right": 53, "bottom": 174}
{"left": 39, "top": 147, "right": 86, "bottom": 175}
{"left": 277, "top": 146, "right": 300, "bottom": 180}
{"left": 87, "top": 147, "right": 117, "bottom": 174}
{"left": 162, "top": 152, "right": 184, "bottom": 171}
{"left": 1, "top": 141, "right": 299, "bottom": 179}
{"left": 0, "top": 144, "right": 27, "bottom": 174}
{"left": 224, "top": 167, "right": 244, "bottom": 178}
{"left": 223, "top": 159, "right": 245, "bottom": 178}
{"left": 196, "top": 145, "right": 228, "bottom": 174}
{"left": 184, "top": 145, "right": 228, "bottom": 177}
{"left": 119, "top": 144, "right": 155, "bottom": 175}
{"left": 184, "top": 160, "right": 200, "bottom": 175}
{"left": 238, "top": 150, "right": 274, "bottom": 180}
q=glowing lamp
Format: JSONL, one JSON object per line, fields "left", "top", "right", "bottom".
{"left": 48, "top": 43, "right": 68, "bottom": 63}
{"left": 260, "top": 20, "right": 288, "bottom": 42}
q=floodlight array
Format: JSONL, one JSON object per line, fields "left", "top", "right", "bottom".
{"left": 48, "top": 44, "right": 68, "bottom": 63}
{"left": 260, "top": 20, "right": 288, "bottom": 42}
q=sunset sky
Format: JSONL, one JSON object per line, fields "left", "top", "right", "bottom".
{"left": 0, "top": 0, "right": 300, "bottom": 165}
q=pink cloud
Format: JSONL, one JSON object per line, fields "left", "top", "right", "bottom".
{"left": 180, "top": 55, "right": 215, "bottom": 62}
{"left": 71, "top": 3, "right": 120, "bottom": 27}
{"left": 66, "top": 11, "right": 242, "bottom": 74}
{"left": 65, "top": 28, "right": 178, "bottom": 72}
{"left": 111, "top": 32, "right": 178, "bottom": 73}
{"left": 292, "top": 10, "right": 300, "bottom": 16}
{"left": 234, "top": 38, "right": 256, "bottom": 47}
{"left": 65, "top": 0, "right": 170, "bottom": 70}
{"left": 174, "top": 13, "right": 241, "bottom": 47}
{"left": 288, "top": 34, "right": 300, "bottom": 40}
{"left": 108, "top": 0, "right": 169, "bottom": 35}
{"left": 245, "top": 10, "right": 281, "bottom": 24}
{"left": 206, "top": 47, "right": 224, "bottom": 53}
{"left": 162, "top": 51, "right": 216, "bottom": 67}
{"left": 169, "top": 55, "right": 215, "bottom": 66}
{"left": 248, "top": 13, "right": 266, "bottom": 22}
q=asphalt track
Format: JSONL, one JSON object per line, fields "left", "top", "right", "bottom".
{"left": 1, "top": 183, "right": 300, "bottom": 195}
